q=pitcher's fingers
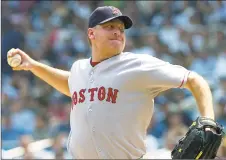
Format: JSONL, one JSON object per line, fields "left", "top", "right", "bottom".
{"left": 13, "top": 63, "right": 30, "bottom": 71}
{"left": 8, "top": 48, "right": 26, "bottom": 58}
{"left": 12, "top": 64, "right": 24, "bottom": 70}
{"left": 15, "top": 48, "right": 24, "bottom": 53}
{"left": 12, "top": 67, "right": 19, "bottom": 71}
{"left": 7, "top": 48, "right": 16, "bottom": 57}
{"left": 12, "top": 66, "right": 22, "bottom": 71}
{"left": 14, "top": 48, "right": 27, "bottom": 57}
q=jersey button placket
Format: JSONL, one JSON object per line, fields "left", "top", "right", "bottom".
{"left": 89, "top": 70, "right": 94, "bottom": 83}
{"left": 87, "top": 69, "right": 94, "bottom": 113}
{"left": 87, "top": 69, "right": 98, "bottom": 156}
{"left": 88, "top": 68, "right": 101, "bottom": 157}
{"left": 88, "top": 69, "right": 94, "bottom": 114}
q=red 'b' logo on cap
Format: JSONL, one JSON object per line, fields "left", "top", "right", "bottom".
{"left": 109, "top": 6, "right": 121, "bottom": 15}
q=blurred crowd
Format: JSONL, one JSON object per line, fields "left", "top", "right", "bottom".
{"left": 2, "top": 0, "right": 226, "bottom": 159}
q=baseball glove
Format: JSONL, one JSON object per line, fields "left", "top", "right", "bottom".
{"left": 171, "top": 117, "right": 224, "bottom": 159}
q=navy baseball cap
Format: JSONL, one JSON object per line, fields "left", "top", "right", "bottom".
{"left": 88, "top": 6, "right": 133, "bottom": 29}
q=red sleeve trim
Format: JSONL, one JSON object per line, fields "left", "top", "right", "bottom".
{"left": 178, "top": 78, "right": 185, "bottom": 88}
{"left": 178, "top": 71, "right": 190, "bottom": 88}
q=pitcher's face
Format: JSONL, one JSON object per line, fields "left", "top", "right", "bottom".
{"left": 88, "top": 19, "right": 126, "bottom": 55}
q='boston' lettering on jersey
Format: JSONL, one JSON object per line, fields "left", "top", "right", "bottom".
{"left": 72, "top": 87, "right": 119, "bottom": 106}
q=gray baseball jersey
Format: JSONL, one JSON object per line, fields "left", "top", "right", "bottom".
{"left": 67, "top": 52, "right": 190, "bottom": 159}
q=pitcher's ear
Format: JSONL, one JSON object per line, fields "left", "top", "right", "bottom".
{"left": 88, "top": 28, "right": 95, "bottom": 40}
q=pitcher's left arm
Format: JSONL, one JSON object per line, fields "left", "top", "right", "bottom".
{"left": 185, "top": 71, "right": 215, "bottom": 120}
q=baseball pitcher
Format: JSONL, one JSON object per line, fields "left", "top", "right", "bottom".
{"left": 7, "top": 6, "right": 223, "bottom": 159}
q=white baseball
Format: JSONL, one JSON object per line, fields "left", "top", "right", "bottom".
{"left": 8, "top": 54, "right": 22, "bottom": 67}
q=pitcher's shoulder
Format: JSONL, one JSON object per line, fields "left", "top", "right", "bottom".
{"left": 121, "top": 52, "right": 158, "bottom": 61}
{"left": 70, "top": 58, "right": 90, "bottom": 71}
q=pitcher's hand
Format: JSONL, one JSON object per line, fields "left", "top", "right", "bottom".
{"left": 7, "top": 48, "right": 36, "bottom": 71}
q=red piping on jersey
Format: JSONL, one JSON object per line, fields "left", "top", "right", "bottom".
{"left": 178, "top": 71, "right": 190, "bottom": 88}
{"left": 90, "top": 53, "right": 121, "bottom": 67}
{"left": 90, "top": 59, "right": 100, "bottom": 67}
{"left": 178, "top": 78, "right": 185, "bottom": 88}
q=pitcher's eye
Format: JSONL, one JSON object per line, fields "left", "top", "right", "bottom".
{"left": 107, "top": 25, "right": 114, "bottom": 29}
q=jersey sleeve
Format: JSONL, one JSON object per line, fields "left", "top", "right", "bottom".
{"left": 139, "top": 54, "right": 190, "bottom": 89}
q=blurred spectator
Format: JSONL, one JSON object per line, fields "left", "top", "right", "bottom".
{"left": 147, "top": 114, "right": 167, "bottom": 140}
{"left": 2, "top": 114, "right": 25, "bottom": 140}
{"left": 10, "top": 99, "right": 36, "bottom": 134}
{"left": 32, "top": 112, "right": 51, "bottom": 141}
{"left": 2, "top": 114, "right": 26, "bottom": 150}
{"left": 47, "top": 133, "right": 71, "bottom": 159}
{"left": 214, "top": 51, "right": 226, "bottom": 79}
{"left": 31, "top": 78, "right": 54, "bottom": 106}
{"left": 19, "top": 135, "right": 35, "bottom": 159}
{"left": 222, "top": 145, "right": 226, "bottom": 158}
{"left": 189, "top": 51, "right": 216, "bottom": 84}
{"left": 2, "top": 18, "right": 25, "bottom": 74}
{"left": 208, "top": 1, "right": 226, "bottom": 24}
{"left": 216, "top": 97, "right": 226, "bottom": 129}
{"left": 50, "top": 102, "right": 71, "bottom": 138}
{"left": 161, "top": 111, "right": 188, "bottom": 151}
{"left": 131, "top": 31, "right": 157, "bottom": 57}
{"left": 158, "top": 18, "right": 181, "bottom": 54}
{"left": 214, "top": 75, "right": 226, "bottom": 103}
{"left": 217, "top": 137, "right": 226, "bottom": 158}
